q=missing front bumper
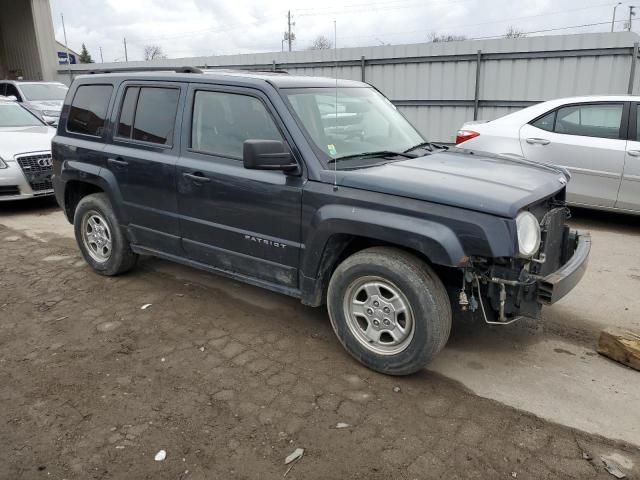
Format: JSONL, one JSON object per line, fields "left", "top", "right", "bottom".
{"left": 537, "top": 232, "right": 591, "bottom": 304}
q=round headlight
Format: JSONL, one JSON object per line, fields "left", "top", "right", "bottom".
{"left": 516, "top": 211, "right": 541, "bottom": 257}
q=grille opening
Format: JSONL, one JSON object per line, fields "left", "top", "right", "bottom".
{"left": 16, "top": 153, "right": 53, "bottom": 192}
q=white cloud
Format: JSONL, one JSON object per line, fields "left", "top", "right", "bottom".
{"left": 49, "top": 0, "right": 633, "bottom": 62}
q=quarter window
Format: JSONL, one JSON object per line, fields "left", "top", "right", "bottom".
{"left": 553, "top": 103, "right": 623, "bottom": 139}
{"left": 191, "top": 91, "right": 283, "bottom": 159}
{"left": 67, "top": 84, "right": 113, "bottom": 136}
{"left": 116, "top": 86, "right": 179, "bottom": 145}
{"left": 531, "top": 111, "right": 555, "bottom": 132}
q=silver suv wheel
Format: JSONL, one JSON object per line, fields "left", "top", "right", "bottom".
{"left": 81, "top": 210, "right": 112, "bottom": 263}
{"left": 342, "top": 275, "right": 415, "bottom": 355}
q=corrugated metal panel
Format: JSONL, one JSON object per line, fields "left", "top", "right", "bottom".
{"left": 0, "top": 0, "right": 42, "bottom": 80}
{"left": 58, "top": 31, "right": 640, "bottom": 142}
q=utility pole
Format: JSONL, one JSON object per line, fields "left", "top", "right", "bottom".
{"left": 612, "top": 2, "right": 622, "bottom": 32}
{"left": 629, "top": 6, "right": 637, "bottom": 32}
{"left": 287, "top": 10, "right": 294, "bottom": 52}
{"left": 99, "top": 46, "right": 104, "bottom": 63}
{"left": 61, "top": 13, "right": 72, "bottom": 83}
{"left": 123, "top": 37, "right": 128, "bottom": 62}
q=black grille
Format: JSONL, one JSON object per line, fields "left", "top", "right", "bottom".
{"left": 534, "top": 207, "right": 570, "bottom": 278}
{"left": 0, "top": 185, "right": 20, "bottom": 196}
{"left": 16, "top": 153, "right": 53, "bottom": 192}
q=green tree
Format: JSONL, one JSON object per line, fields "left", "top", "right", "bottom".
{"left": 78, "top": 43, "right": 94, "bottom": 64}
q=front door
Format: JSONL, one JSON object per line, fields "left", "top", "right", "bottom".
{"left": 176, "top": 85, "right": 304, "bottom": 289}
{"left": 520, "top": 102, "right": 627, "bottom": 208}
{"left": 103, "top": 82, "right": 184, "bottom": 254}
{"left": 617, "top": 102, "right": 640, "bottom": 212}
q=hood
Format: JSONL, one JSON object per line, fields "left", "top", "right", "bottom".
{"left": 25, "top": 100, "right": 63, "bottom": 113}
{"left": 331, "top": 149, "right": 568, "bottom": 218}
{"left": 0, "top": 126, "right": 56, "bottom": 160}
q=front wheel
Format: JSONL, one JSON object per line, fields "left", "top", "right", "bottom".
{"left": 327, "top": 247, "right": 451, "bottom": 375}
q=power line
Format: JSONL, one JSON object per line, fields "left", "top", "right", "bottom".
{"left": 335, "top": 2, "right": 618, "bottom": 40}
{"left": 468, "top": 18, "right": 631, "bottom": 40}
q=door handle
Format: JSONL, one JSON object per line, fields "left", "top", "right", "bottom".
{"left": 108, "top": 157, "right": 129, "bottom": 168}
{"left": 627, "top": 150, "right": 640, "bottom": 157}
{"left": 526, "top": 138, "right": 550, "bottom": 145}
{"left": 183, "top": 172, "right": 211, "bottom": 183}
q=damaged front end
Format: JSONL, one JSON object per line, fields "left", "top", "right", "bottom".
{"left": 459, "top": 206, "right": 591, "bottom": 324}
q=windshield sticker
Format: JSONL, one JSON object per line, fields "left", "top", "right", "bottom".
{"left": 327, "top": 144, "right": 337, "bottom": 156}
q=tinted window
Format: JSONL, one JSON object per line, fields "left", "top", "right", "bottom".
{"left": 131, "top": 87, "right": 179, "bottom": 145}
{"left": 116, "top": 87, "right": 139, "bottom": 138}
{"left": 554, "top": 103, "right": 623, "bottom": 139}
{"left": 191, "top": 91, "right": 283, "bottom": 158}
{"left": 67, "top": 85, "right": 113, "bottom": 136}
{"left": 6, "top": 84, "right": 21, "bottom": 100}
{"left": 531, "top": 111, "right": 555, "bottom": 132}
{"left": 636, "top": 106, "right": 640, "bottom": 140}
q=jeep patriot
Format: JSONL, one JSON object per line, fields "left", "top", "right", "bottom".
{"left": 52, "top": 70, "right": 590, "bottom": 375}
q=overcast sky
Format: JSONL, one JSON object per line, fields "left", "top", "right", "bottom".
{"left": 49, "top": 0, "right": 638, "bottom": 62}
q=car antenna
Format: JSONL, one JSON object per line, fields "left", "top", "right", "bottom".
{"left": 333, "top": 19, "right": 338, "bottom": 192}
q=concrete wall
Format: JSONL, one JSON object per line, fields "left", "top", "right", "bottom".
{"left": 0, "top": 0, "right": 57, "bottom": 81}
{"left": 57, "top": 31, "right": 640, "bottom": 142}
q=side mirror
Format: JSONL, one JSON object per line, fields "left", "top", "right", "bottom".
{"left": 3, "top": 95, "right": 17, "bottom": 101}
{"left": 243, "top": 140, "right": 298, "bottom": 173}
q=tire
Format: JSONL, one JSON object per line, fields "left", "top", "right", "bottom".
{"left": 73, "top": 193, "right": 138, "bottom": 276}
{"left": 327, "top": 247, "right": 451, "bottom": 376}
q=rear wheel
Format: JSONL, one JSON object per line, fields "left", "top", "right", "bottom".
{"left": 327, "top": 247, "right": 451, "bottom": 375}
{"left": 74, "top": 193, "right": 137, "bottom": 276}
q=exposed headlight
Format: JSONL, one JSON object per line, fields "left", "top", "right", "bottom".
{"left": 42, "top": 110, "right": 60, "bottom": 117}
{"left": 516, "top": 211, "right": 541, "bottom": 257}
{"left": 0, "top": 157, "right": 7, "bottom": 169}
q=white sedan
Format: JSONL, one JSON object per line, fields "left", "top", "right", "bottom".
{"left": 0, "top": 99, "right": 55, "bottom": 201}
{"left": 456, "top": 96, "right": 640, "bottom": 214}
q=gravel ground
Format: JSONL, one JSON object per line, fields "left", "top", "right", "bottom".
{"left": 1, "top": 217, "right": 639, "bottom": 480}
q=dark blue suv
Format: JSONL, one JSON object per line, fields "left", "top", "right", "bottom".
{"left": 52, "top": 70, "right": 590, "bottom": 375}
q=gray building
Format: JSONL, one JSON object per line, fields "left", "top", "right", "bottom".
{"left": 0, "top": 0, "right": 58, "bottom": 81}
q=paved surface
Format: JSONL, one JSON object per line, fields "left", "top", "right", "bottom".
{"left": 1, "top": 198, "right": 640, "bottom": 479}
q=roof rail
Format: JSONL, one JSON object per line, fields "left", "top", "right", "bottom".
{"left": 85, "top": 66, "right": 203, "bottom": 74}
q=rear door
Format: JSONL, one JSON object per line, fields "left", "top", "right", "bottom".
{"left": 176, "top": 84, "right": 304, "bottom": 288}
{"left": 520, "top": 102, "right": 627, "bottom": 208}
{"left": 617, "top": 102, "right": 640, "bottom": 212}
{"left": 103, "top": 81, "right": 184, "bottom": 255}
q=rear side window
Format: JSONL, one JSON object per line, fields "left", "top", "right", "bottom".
{"left": 191, "top": 90, "right": 283, "bottom": 159}
{"left": 531, "top": 111, "right": 555, "bottom": 132}
{"left": 116, "top": 86, "right": 179, "bottom": 145}
{"left": 67, "top": 84, "right": 113, "bottom": 136}
{"left": 553, "top": 103, "right": 623, "bottom": 139}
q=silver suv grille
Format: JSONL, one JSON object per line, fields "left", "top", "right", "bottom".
{"left": 15, "top": 152, "right": 53, "bottom": 193}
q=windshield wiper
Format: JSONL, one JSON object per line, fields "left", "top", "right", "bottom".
{"left": 328, "top": 150, "right": 417, "bottom": 163}
{"left": 404, "top": 141, "right": 449, "bottom": 153}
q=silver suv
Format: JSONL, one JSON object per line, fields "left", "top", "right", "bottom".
{"left": 0, "top": 81, "right": 68, "bottom": 126}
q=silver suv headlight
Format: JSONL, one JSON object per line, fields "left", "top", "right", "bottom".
{"left": 0, "top": 156, "right": 7, "bottom": 169}
{"left": 516, "top": 211, "right": 541, "bottom": 257}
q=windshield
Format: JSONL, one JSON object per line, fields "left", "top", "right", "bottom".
{"left": 0, "top": 103, "right": 44, "bottom": 127}
{"left": 283, "top": 87, "right": 424, "bottom": 168}
{"left": 19, "top": 83, "right": 68, "bottom": 101}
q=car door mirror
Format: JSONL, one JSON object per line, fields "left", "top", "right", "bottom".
{"left": 243, "top": 140, "right": 299, "bottom": 173}
{"left": 3, "top": 95, "right": 17, "bottom": 101}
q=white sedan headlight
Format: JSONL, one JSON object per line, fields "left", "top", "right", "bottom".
{"left": 516, "top": 211, "right": 541, "bottom": 257}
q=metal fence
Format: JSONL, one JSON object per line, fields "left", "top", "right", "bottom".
{"left": 58, "top": 31, "right": 640, "bottom": 143}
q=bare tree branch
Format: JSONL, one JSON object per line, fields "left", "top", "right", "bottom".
{"left": 144, "top": 44, "right": 168, "bottom": 61}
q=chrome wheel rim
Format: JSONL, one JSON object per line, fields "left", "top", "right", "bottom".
{"left": 342, "top": 276, "right": 415, "bottom": 355}
{"left": 81, "top": 211, "right": 112, "bottom": 263}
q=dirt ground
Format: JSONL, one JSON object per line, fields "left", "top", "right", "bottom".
{"left": 1, "top": 202, "right": 640, "bottom": 479}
